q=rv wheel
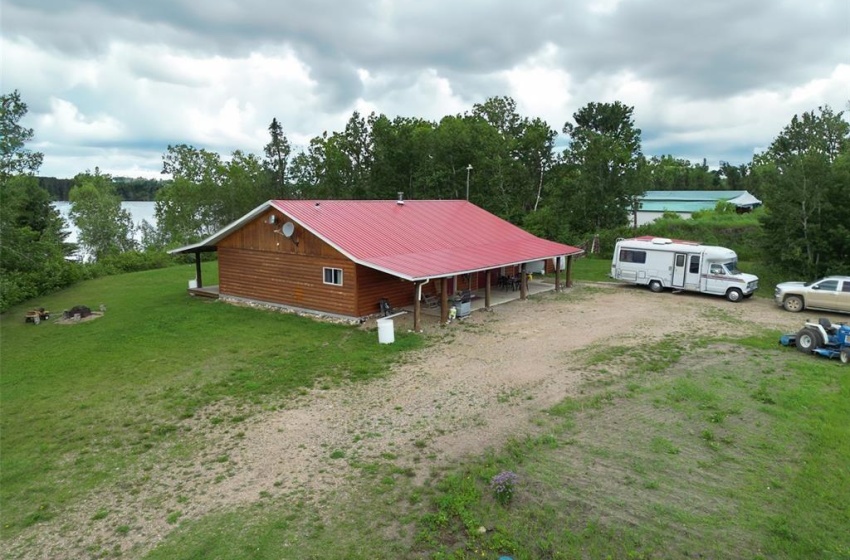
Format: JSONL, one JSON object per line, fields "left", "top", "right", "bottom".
{"left": 648, "top": 280, "right": 663, "bottom": 293}
{"left": 726, "top": 288, "right": 743, "bottom": 302}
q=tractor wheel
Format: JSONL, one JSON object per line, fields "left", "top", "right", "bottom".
{"left": 795, "top": 327, "right": 822, "bottom": 354}
{"left": 726, "top": 288, "right": 743, "bottom": 303}
{"left": 649, "top": 280, "right": 663, "bottom": 293}
{"left": 841, "top": 348, "right": 850, "bottom": 365}
{"left": 783, "top": 296, "right": 804, "bottom": 313}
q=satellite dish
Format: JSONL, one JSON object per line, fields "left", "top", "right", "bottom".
{"left": 281, "top": 222, "right": 295, "bottom": 238}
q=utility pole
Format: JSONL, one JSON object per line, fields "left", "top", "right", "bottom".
{"left": 465, "top": 164, "right": 473, "bottom": 201}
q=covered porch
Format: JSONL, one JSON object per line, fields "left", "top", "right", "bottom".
{"left": 403, "top": 278, "right": 556, "bottom": 317}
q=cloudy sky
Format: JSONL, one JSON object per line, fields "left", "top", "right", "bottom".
{"left": 3, "top": 0, "right": 849, "bottom": 179}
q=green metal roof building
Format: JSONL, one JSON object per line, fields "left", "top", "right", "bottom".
{"left": 634, "top": 190, "right": 762, "bottom": 226}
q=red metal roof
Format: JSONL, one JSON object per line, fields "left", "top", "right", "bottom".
{"left": 171, "top": 199, "right": 582, "bottom": 281}
{"left": 271, "top": 200, "right": 581, "bottom": 280}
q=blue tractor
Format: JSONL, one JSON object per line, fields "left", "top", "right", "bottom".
{"left": 779, "top": 318, "right": 850, "bottom": 364}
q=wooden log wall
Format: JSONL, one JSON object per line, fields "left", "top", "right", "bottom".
{"left": 218, "top": 211, "right": 359, "bottom": 316}
{"left": 219, "top": 248, "right": 357, "bottom": 316}
{"left": 354, "top": 264, "right": 415, "bottom": 316}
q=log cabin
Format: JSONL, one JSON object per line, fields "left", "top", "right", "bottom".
{"left": 170, "top": 197, "right": 583, "bottom": 331}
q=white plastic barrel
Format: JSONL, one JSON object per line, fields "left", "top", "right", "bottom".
{"left": 377, "top": 318, "right": 395, "bottom": 344}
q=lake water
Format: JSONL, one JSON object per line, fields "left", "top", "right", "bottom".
{"left": 52, "top": 201, "right": 157, "bottom": 245}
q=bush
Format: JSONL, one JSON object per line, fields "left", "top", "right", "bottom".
{"left": 490, "top": 471, "right": 519, "bottom": 506}
{"left": 96, "top": 250, "right": 174, "bottom": 274}
{"left": 0, "top": 250, "right": 179, "bottom": 312}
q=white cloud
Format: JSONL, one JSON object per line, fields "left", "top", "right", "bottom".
{"left": 37, "top": 98, "right": 124, "bottom": 141}
{"left": 3, "top": 0, "right": 848, "bottom": 179}
{"left": 503, "top": 43, "right": 574, "bottom": 129}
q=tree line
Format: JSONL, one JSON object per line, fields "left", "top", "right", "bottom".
{"left": 39, "top": 176, "right": 167, "bottom": 201}
{"left": 1, "top": 89, "right": 848, "bottom": 312}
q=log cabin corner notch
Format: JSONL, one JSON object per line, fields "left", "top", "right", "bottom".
{"left": 169, "top": 199, "right": 584, "bottom": 330}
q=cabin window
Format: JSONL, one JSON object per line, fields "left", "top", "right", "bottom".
{"left": 689, "top": 256, "right": 700, "bottom": 274}
{"left": 323, "top": 267, "right": 343, "bottom": 286}
{"left": 619, "top": 249, "right": 646, "bottom": 264}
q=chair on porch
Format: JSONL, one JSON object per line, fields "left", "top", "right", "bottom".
{"left": 422, "top": 293, "right": 439, "bottom": 308}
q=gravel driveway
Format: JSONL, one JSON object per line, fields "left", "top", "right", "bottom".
{"left": 12, "top": 284, "right": 820, "bottom": 559}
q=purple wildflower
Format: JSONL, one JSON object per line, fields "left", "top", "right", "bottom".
{"left": 490, "top": 471, "right": 519, "bottom": 505}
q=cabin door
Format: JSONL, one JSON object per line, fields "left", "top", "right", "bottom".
{"left": 672, "top": 253, "right": 687, "bottom": 288}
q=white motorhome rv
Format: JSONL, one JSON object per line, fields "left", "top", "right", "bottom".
{"left": 610, "top": 237, "right": 759, "bottom": 302}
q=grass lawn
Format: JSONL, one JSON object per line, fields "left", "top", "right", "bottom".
{"left": 408, "top": 335, "right": 850, "bottom": 559}
{"left": 2, "top": 265, "right": 847, "bottom": 559}
{"left": 570, "top": 255, "right": 612, "bottom": 283}
{"left": 0, "top": 262, "right": 421, "bottom": 543}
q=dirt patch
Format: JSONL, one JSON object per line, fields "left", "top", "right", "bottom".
{"left": 53, "top": 311, "right": 105, "bottom": 325}
{"left": 6, "top": 285, "right": 820, "bottom": 559}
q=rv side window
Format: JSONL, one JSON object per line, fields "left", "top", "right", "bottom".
{"left": 619, "top": 249, "right": 646, "bottom": 264}
{"left": 689, "top": 256, "right": 700, "bottom": 274}
{"left": 710, "top": 264, "right": 724, "bottom": 275}
{"left": 675, "top": 254, "right": 685, "bottom": 267}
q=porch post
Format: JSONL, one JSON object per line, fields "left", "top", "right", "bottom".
{"left": 440, "top": 277, "right": 449, "bottom": 323}
{"left": 413, "top": 282, "right": 422, "bottom": 332}
{"left": 566, "top": 255, "right": 574, "bottom": 288}
{"left": 484, "top": 270, "right": 492, "bottom": 308}
{"left": 555, "top": 257, "right": 562, "bottom": 293}
{"left": 415, "top": 282, "right": 424, "bottom": 332}
{"left": 520, "top": 263, "right": 528, "bottom": 300}
{"left": 195, "top": 252, "right": 203, "bottom": 288}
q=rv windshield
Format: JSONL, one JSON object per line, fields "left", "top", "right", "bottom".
{"left": 724, "top": 262, "right": 741, "bottom": 275}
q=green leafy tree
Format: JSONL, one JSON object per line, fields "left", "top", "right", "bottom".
{"left": 156, "top": 144, "right": 226, "bottom": 244}
{"left": 368, "top": 115, "right": 429, "bottom": 200}
{"left": 289, "top": 136, "right": 328, "bottom": 199}
{"left": 69, "top": 169, "right": 136, "bottom": 260}
{"left": 715, "top": 161, "right": 749, "bottom": 191}
{"left": 756, "top": 105, "right": 850, "bottom": 276}
{"left": 0, "top": 92, "right": 76, "bottom": 309}
{"left": 156, "top": 144, "right": 278, "bottom": 246}
{"left": 221, "top": 150, "right": 275, "bottom": 220}
{"left": 645, "top": 155, "right": 716, "bottom": 191}
{"left": 0, "top": 176, "right": 76, "bottom": 310}
{"left": 473, "top": 97, "right": 557, "bottom": 220}
{"left": 557, "top": 101, "right": 645, "bottom": 234}
{"left": 1, "top": 90, "right": 44, "bottom": 181}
